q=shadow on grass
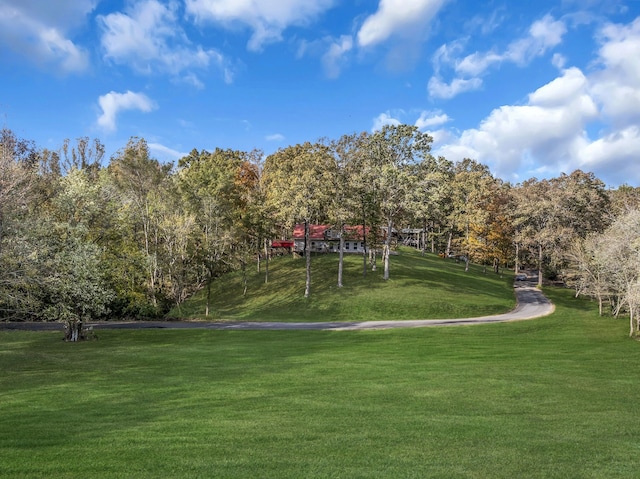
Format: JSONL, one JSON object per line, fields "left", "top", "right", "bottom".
{"left": 171, "top": 248, "right": 516, "bottom": 322}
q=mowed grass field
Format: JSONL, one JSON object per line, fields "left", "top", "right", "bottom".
{"left": 2, "top": 284, "right": 640, "bottom": 477}
{"left": 171, "top": 248, "right": 515, "bottom": 321}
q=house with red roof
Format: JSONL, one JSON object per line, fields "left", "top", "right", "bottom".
{"left": 290, "top": 224, "right": 371, "bottom": 254}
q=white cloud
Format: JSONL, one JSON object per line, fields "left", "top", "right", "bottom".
{"left": 372, "top": 112, "right": 401, "bottom": 132}
{"left": 415, "top": 111, "right": 451, "bottom": 129}
{"left": 0, "top": 0, "right": 92, "bottom": 73}
{"left": 504, "top": 15, "right": 567, "bottom": 65}
{"left": 590, "top": 17, "right": 640, "bottom": 128}
{"left": 97, "top": 91, "right": 157, "bottom": 132}
{"left": 428, "top": 76, "right": 482, "bottom": 99}
{"left": 321, "top": 35, "right": 353, "bottom": 79}
{"left": 434, "top": 67, "right": 599, "bottom": 181}
{"left": 431, "top": 15, "right": 640, "bottom": 186}
{"left": 580, "top": 126, "right": 640, "bottom": 183}
{"left": 185, "top": 0, "right": 334, "bottom": 51}
{"left": 266, "top": 133, "right": 285, "bottom": 142}
{"left": 99, "top": 0, "right": 232, "bottom": 82}
{"left": 528, "top": 67, "right": 590, "bottom": 106}
{"left": 429, "top": 15, "right": 567, "bottom": 100}
{"left": 454, "top": 51, "right": 503, "bottom": 77}
{"left": 357, "top": 0, "right": 448, "bottom": 48}
{"left": 552, "top": 53, "right": 567, "bottom": 69}
{"left": 148, "top": 142, "right": 187, "bottom": 161}
{"left": 2, "top": 0, "right": 97, "bottom": 29}
{"left": 431, "top": 30, "right": 640, "bottom": 186}
{"left": 180, "top": 73, "right": 205, "bottom": 90}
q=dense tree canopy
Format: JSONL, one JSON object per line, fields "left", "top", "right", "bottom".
{"left": 0, "top": 126, "right": 634, "bottom": 336}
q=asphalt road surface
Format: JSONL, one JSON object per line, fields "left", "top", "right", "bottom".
{"left": 0, "top": 281, "right": 553, "bottom": 332}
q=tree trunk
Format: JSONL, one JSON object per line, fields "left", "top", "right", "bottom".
{"left": 304, "top": 220, "right": 311, "bottom": 298}
{"left": 338, "top": 225, "right": 344, "bottom": 288}
{"left": 431, "top": 224, "right": 437, "bottom": 254}
{"left": 538, "top": 243, "right": 543, "bottom": 288}
{"left": 205, "top": 279, "right": 211, "bottom": 317}
{"left": 64, "top": 320, "right": 82, "bottom": 342}
{"left": 465, "top": 220, "right": 470, "bottom": 272}
{"left": 383, "top": 217, "right": 392, "bottom": 280}
{"left": 257, "top": 250, "right": 261, "bottom": 273}
{"left": 362, "top": 214, "right": 367, "bottom": 278}
{"left": 0, "top": 213, "right": 4, "bottom": 257}
{"left": 241, "top": 259, "right": 247, "bottom": 297}
{"left": 421, "top": 218, "right": 427, "bottom": 257}
{"left": 264, "top": 238, "right": 269, "bottom": 284}
{"left": 514, "top": 242, "right": 519, "bottom": 274}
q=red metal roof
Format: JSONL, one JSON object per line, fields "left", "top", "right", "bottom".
{"left": 343, "top": 225, "right": 370, "bottom": 241}
{"left": 292, "top": 224, "right": 331, "bottom": 240}
{"left": 271, "top": 240, "right": 294, "bottom": 248}
{"left": 291, "top": 224, "right": 371, "bottom": 241}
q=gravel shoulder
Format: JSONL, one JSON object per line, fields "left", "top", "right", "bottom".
{"left": 0, "top": 281, "right": 553, "bottom": 332}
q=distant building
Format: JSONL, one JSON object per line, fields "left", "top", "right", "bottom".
{"left": 289, "top": 224, "right": 370, "bottom": 254}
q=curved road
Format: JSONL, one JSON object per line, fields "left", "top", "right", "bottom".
{"left": 0, "top": 281, "right": 553, "bottom": 332}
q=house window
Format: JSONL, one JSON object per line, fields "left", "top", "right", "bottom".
{"left": 345, "top": 242, "right": 350, "bottom": 250}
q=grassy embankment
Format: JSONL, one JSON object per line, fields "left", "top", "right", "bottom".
{"left": 1, "top": 252, "right": 639, "bottom": 478}
{"left": 171, "top": 248, "right": 515, "bottom": 321}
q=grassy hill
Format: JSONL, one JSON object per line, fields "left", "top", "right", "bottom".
{"left": 171, "top": 248, "right": 516, "bottom": 321}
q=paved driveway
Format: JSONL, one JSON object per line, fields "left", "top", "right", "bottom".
{"left": 0, "top": 283, "right": 553, "bottom": 332}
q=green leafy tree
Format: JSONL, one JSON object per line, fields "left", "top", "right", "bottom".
{"left": 368, "top": 124, "right": 433, "bottom": 280}
{"left": 341, "top": 131, "right": 381, "bottom": 276}
{"left": 513, "top": 170, "right": 610, "bottom": 286}
{"left": 408, "top": 155, "right": 453, "bottom": 256}
{"left": 0, "top": 128, "right": 36, "bottom": 251}
{"left": 178, "top": 148, "right": 244, "bottom": 315}
{"left": 264, "top": 142, "right": 335, "bottom": 297}
{"left": 40, "top": 229, "right": 114, "bottom": 341}
{"left": 108, "top": 138, "right": 173, "bottom": 313}
{"left": 329, "top": 135, "right": 365, "bottom": 287}
{"left": 446, "top": 159, "right": 498, "bottom": 271}
{"left": 5, "top": 219, "right": 114, "bottom": 338}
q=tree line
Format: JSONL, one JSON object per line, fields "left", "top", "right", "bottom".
{"left": 1, "top": 125, "right": 639, "bottom": 336}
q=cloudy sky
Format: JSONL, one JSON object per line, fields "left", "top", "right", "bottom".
{"left": 1, "top": 0, "right": 639, "bottom": 186}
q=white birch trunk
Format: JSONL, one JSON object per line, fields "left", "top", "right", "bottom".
{"left": 338, "top": 228, "right": 344, "bottom": 288}
{"left": 305, "top": 220, "right": 311, "bottom": 298}
{"left": 383, "top": 218, "right": 392, "bottom": 280}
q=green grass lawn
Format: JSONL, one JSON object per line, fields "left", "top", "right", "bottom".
{"left": 171, "top": 248, "right": 516, "bottom": 321}
{"left": 1, "top": 288, "right": 639, "bottom": 478}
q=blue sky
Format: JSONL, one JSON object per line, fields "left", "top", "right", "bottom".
{"left": 1, "top": 0, "right": 639, "bottom": 187}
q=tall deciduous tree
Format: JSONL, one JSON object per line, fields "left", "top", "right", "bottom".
{"left": 0, "top": 129, "right": 38, "bottom": 318}
{"left": 448, "top": 159, "right": 498, "bottom": 272}
{"left": 37, "top": 224, "right": 114, "bottom": 341}
{"left": 233, "top": 150, "right": 272, "bottom": 292}
{"left": 513, "top": 170, "right": 610, "bottom": 286}
{"left": 368, "top": 124, "right": 432, "bottom": 280}
{"left": 264, "top": 142, "right": 335, "bottom": 297}
{"left": 341, "top": 131, "right": 381, "bottom": 276}
{"left": 330, "top": 135, "right": 365, "bottom": 287}
{"left": 574, "top": 209, "right": 640, "bottom": 336}
{"left": 0, "top": 128, "right": 36, "bottom": 251}
{"left": 108, "top": 137, "right": 173, "bottom": 312}
{"left": 408, "top": 155, "right": 453, "bottom": 256}
{"left": 178, "top": 148, "right": 244, "bottom": 315}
